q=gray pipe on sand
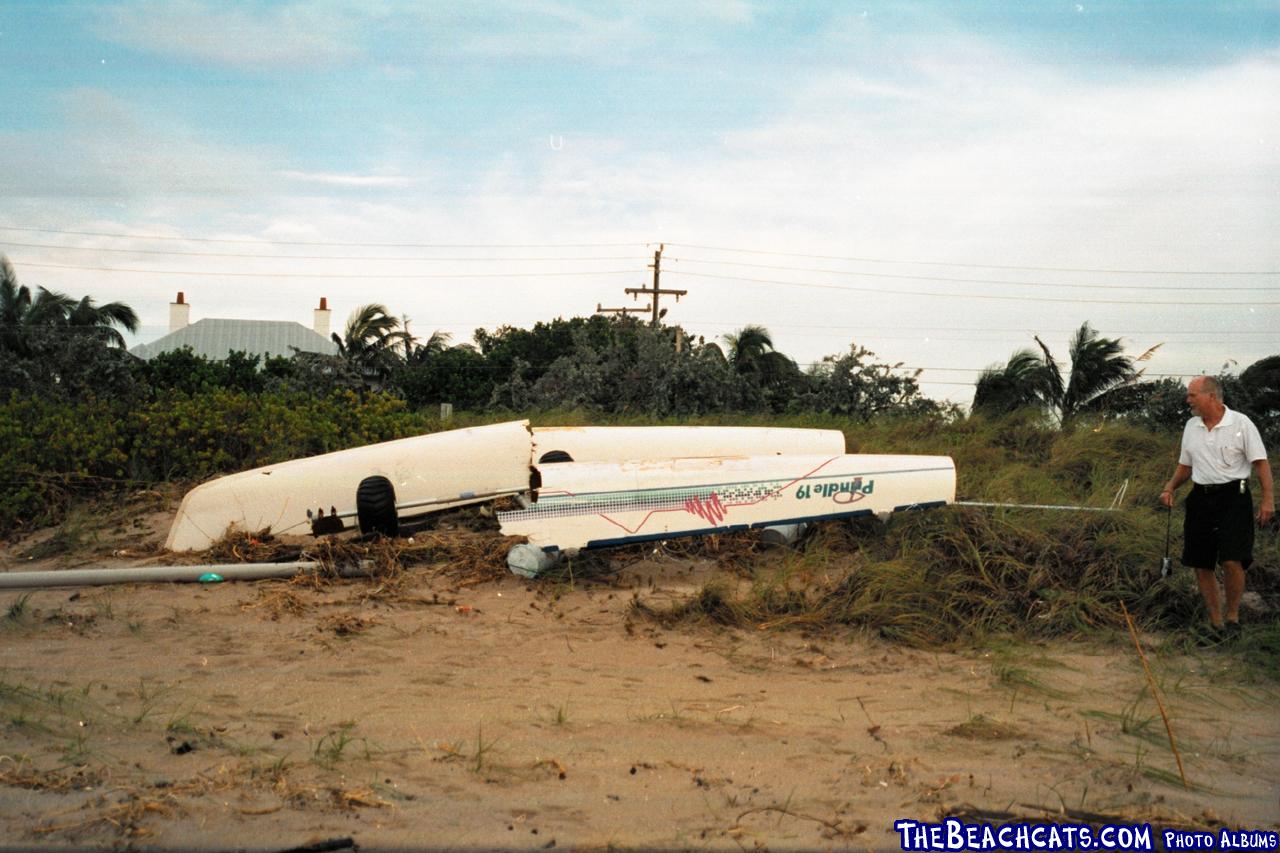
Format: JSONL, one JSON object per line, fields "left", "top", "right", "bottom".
{"left": 0, "top": 561, "right": 364, "bottom": 590}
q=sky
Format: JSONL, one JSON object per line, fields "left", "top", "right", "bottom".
{"left": 1, "top": 0, "right": 1277, "bottom": 404}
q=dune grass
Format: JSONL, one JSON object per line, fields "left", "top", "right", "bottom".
{"left": 628, "top": 413, "right": 1279, "bottom": 676}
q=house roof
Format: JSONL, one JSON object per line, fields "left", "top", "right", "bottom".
{"left": 129, "top": 318, "right": 338, "bottom": 361}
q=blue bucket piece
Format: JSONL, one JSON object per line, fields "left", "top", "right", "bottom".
{"left": 197, "top": 572, "right": 224, "bottom": 584}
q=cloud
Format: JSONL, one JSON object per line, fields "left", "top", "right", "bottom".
{"left": 0, "top": 91, "right": 426, "bottom": 202}
{"left": 0, "top": 89, "right": 284, "bottom": 200}
{"left": 417, "top": 40, "right": 1278, "bottom": 389}
{"left": 382, "top": 0, "right": 758, "bottom": 64}
{"left": 8, "top": 19, "right": 1276, "bottom": 403}
{"left": 96, "top": 0, "right": 360, "bottom": 69}
{"left": 279, "top": 171, "right": 415, "bottom": 188}
{"left": 93, "top": 1, "right": 760, "bottom": 73}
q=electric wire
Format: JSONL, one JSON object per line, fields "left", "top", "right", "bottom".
{"left": 14, "top": 261, "right": 641, "bottom": 279}
{"left": 666, "top": 270, "right": 1280, "bottom": 306}
{"left": 4, "top": 226, "right": 1275, "bottom": 275}
{"left": 664, "top": 241, "right": 1280, "bottom": 275}
{"left": 672, "top": 319, "right": 1273, "bottom": 339}
{"left": 0, "top": 240, "right": 647, "bottom": 262}
{"left": 665, "top": 256, "right": 1280, "bottom": 292}
{"left": 0, "top": 225, "right": 642, "bottom": 249}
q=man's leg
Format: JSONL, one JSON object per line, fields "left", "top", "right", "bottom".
{"left": 1222, "top": 560, "right": 1245, "bottom": 624}
{"left": 1195, "top": 567, "right": 1223, "bottom": 628}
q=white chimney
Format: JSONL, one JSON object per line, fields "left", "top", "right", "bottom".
{"left": 169, "top": 292, "right": 190, "bottom": 333}
{"left": 313, "top": 296, "right": 331, "bottom": 338}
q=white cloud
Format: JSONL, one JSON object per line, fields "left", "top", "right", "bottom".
{"left": 94, "top": 1, "right": 753, "bottom": 70}
{"left": 0, "top": 89, "right": 281, "bottom": 199}
{"left": 280, "top": 171, "right": 415, "bottom": 188}
{"left": 9, "top": 29, "right": 1276, "bottom": 404}
{"left": 96, "top": 1, "right": 360, "bottom": 69}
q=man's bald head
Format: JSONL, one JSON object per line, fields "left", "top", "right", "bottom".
{"left": 1189, "top": 375, "right": 1223, "bottom": 401}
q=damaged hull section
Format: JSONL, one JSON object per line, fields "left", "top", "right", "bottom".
{"left": 499, "top": 453, "right": 956, "bottom": 553}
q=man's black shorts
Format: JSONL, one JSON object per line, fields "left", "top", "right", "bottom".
{"left": 1182, "top": 482, "right": 1254, "bottom": 570}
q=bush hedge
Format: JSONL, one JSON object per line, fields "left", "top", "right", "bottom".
{"left": 0, "top": 389, "right": 462, "bottom": 531}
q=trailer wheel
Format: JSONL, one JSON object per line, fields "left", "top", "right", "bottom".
{"left": 356, "top": 475, "right": 399, "bottom": 537}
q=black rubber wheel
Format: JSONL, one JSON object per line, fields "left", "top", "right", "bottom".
{"left": 356, "top": 475, "right": 399, "bottom": 537}
{"left": 538, "top": 450, "right": 573, "bottom": 463}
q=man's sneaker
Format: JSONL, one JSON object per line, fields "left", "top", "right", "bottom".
{"left": 1223, "top": 621, "right": 1243, "bottom": 640}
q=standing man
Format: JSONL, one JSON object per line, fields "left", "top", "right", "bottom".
{"left": 1160, "top": 376, "right": 1274, "bottom": 633}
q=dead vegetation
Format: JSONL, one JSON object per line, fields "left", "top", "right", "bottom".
{"left": 944, "top": 714, "right": 1025, "bottom": 741}
{"left": 12, "top": 488, "right": 173, "bottom": 565}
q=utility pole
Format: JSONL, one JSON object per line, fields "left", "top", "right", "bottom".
{"left": 595, "top": 303, "right": 649, "bottom": 318}
{"left": 624, "top": 244, "right": 686, "bottom": 327}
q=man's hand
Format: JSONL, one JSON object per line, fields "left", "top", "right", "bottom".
{"left": 1260, "top": 503, "right": 1275, "bottom": 526}
{"left": 1163, "top": 465, "right": 1191, "bottom": 509}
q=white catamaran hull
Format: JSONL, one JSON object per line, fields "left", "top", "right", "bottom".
{"left": 165, "top": 421, "right": 846, "bottom": 551}
{"left": 499, "top": 453, "right": 956, "bottom": 553}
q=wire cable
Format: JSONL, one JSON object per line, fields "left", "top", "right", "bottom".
{"left": 665, "top": 256, "right": 1280, "bottom": 292}
{"left": 664, "top": 241, "right": 1280, "bottom": 275}
{"left": 666, "top": 270, "right": 1280, "bottom": 306}
{"left": 672, "top": 319, "right": 1274, "bottom": 338}
{"left": 6, "top": 226, "right": 1274, "bottom": 274}
{"left": 0, "top": 240, "right": 647, "bottom": 263}
{"left": 14, "top": 261, "right": 642, "bottom": 279}
{"left": 0, "top": 225, "right": 643, "bottom": 249}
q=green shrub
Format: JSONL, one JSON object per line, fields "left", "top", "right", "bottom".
{"left": 0, "top": 389, "right": 452, "bottom": 532}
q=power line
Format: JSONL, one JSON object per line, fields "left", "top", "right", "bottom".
{"left": 0, "top": 240, "right": 647, "bottom": 262}
{"left": 8, "top": 226, "right": 1274, "bottom": 275}
{"left": 666, "top": 270, "right": 1280, "bottom": 307}
{"left": 0, "top": 225, "right": 643, "bottom": 249}
{"left": 673, "top": 319, "right": 1274, "bottom": 337}
{"left": 664, "top": 241, "right": 1280, "bottom": 276}
{"left": 666, "top": 256, "right": 1280, "bottom": 292}
{"left": 872, "top": 366, "right": 1200, "bottom": 376}
{"left": 15, "top": 261, "right": 641, "bottom": 280}
{"left": 267, "top": 316, "right": 1265, "bottom": 339}
{"left": 682, "top": 332, "right": 1271, "bottom": 346}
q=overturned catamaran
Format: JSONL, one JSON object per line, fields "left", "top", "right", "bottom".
{"left": 165, "top": 420, "right": 954, "bottom": 575}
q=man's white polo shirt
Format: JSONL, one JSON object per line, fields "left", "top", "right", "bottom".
{"left": 1179, "top": 406, "right": 1267, "bottom": 485}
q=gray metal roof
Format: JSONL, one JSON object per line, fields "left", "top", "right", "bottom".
{"left": 129, "top": 319, "right": 338, "bottom": 361}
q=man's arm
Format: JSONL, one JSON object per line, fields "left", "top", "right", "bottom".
{"left": 1255, "top": 457, "right": 1274, "bottom": 525}
{"left": 1161, "top": 464, "right": 1192, "bottom": 508}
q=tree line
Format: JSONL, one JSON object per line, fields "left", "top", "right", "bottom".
{"left": 1, "top": 255, "right": 1274, "bottom": 440}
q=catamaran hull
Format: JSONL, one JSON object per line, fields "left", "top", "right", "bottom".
{"left": 498, "top": 453, "right": 956, "bottom": 553}
{"left": 165, "top": 421, "right": 846, "bottom": 551}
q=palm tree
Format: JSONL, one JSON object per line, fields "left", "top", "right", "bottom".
{"left": 401, "top": 314, "right": 452, "bottom": 366}
{"left": 973, "top": 323, "right": 1156, "bottom": 422}
{"left": 0, "top": 255, "right": 138, "bottom": 353}
{"left": 332, "top": 303, "right": 410, "bottom": 383}
{"left": 1039, "top": 323, "right": 1157, "bottom": 421}
{"left": 972, "top": 348, "right": 1055, "bottom": 414}
{"left": 0, "top": 256, "right": 33, "bottom": 354}
{"left": 722, "top": 324, "right": 804, "bottom": 411}
{"left": 722, "top": 324, "right": 798, "bottom": 383}
{"left": 62, "top": 294, "right": 140, "bottom": 347}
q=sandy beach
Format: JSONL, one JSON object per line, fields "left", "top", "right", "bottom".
{"left": 1, "top": 500, "right": 1277, "bottom": 852}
